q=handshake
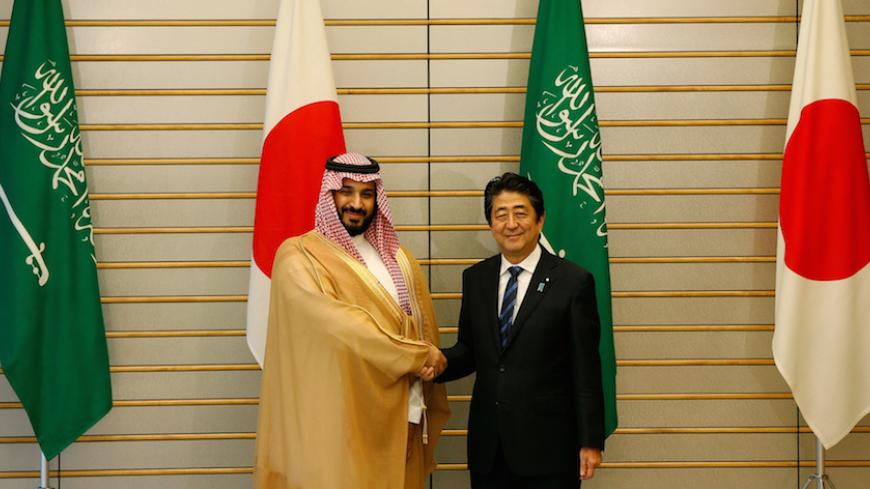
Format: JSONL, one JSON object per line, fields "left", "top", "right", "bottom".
{"left": 416, "top": 343, "right": 447, "bottom": 381}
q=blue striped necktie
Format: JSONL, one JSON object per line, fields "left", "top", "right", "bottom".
{"left": 499, "top": 266, "right": 523, "bottom": 349}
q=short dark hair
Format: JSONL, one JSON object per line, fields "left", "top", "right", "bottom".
{"left": 483, "top": 172, "right": 545, "bottom": 225}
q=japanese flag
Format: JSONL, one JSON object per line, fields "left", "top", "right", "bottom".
{"left": 773, "top": 0, "right": 870, "bottom": 449}
{"left": 247, "top": 0, "right": 346, "bottom": 365}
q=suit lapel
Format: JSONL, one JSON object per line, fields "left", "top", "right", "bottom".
{"left": 480, "top": 256, "right": 503, "bottom": 354}
{"left": 502, "top": 249, "right": 559, "bottom": 354}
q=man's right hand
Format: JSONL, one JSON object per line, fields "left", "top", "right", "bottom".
{"left": 416, "top": 343, "right": 447, "bottom": 381}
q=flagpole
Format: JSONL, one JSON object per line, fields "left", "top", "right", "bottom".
{"left": 38, "top": 452, "right": 52, "bottom": 489}
{"left": 799, "top": 437, "right": 836, "bottom": 489}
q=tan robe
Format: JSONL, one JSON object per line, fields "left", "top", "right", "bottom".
{"left": 254, "top": 231, "right": 450, "bottom": 489}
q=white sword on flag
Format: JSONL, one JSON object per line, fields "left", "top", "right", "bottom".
{"left": 0, "top": 182, "right": 49, "bottom": 286}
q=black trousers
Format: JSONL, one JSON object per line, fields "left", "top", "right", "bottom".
{"left": 470, "top": 445, "right": 580, "bottom": 489}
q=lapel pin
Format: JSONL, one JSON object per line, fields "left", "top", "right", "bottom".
{"left": 537, "top": 282, "right": 545, "bottom": 292}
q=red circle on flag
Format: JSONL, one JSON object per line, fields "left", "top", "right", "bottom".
{"left": 252, "top": 101, "right": 346, "bottom": 278}
{"left": 780, "top": 99, "right": 870, "bottom": 281}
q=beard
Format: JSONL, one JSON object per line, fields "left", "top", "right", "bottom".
{"left": 338, "top": 205, "right": 376, "bottom": 236}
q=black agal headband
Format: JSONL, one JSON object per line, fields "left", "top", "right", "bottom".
{"left": 325, "top": 155, "right": 380, "bottom": 174}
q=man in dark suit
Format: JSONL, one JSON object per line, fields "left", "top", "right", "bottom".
{"left": 438, "top": 172, "right": 605, "bottom": 488}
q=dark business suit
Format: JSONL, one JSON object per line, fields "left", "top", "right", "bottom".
{"left": 439, "top": 246, "right": 604, "bottom": 485}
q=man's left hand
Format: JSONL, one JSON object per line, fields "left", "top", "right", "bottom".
{"left": 579, "top": 447, "right": 602, "bottom": 480}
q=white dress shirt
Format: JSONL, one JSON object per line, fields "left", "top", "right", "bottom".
{"left": 352, "top": 235, "right": 424, "bottom": 424}
{"left": 497, "top": 245, "right": 542, "bottom": 324}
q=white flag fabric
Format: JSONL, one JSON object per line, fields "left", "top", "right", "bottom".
{"left": 246, "top": 0, "right": 346, "bottom": 365}
{"left": 773, "top": 0, "right": 870, "bottom": 449}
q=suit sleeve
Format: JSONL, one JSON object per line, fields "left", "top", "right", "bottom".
{"left": 437, "top": 268, "right": 476, "bottom": 382}
{"left": 570, "top": 272, "right": 606, "bottom": 450}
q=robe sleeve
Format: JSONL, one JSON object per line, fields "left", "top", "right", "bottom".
{"left": 268, "top": 239, "right": 430, "bottom": 384}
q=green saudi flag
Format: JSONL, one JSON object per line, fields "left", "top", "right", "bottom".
{"left": 0, "top": 0, "right": 112, "bottom": 459}
{"left": 519, "top": 0, "right": 617, "bottom": 438}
